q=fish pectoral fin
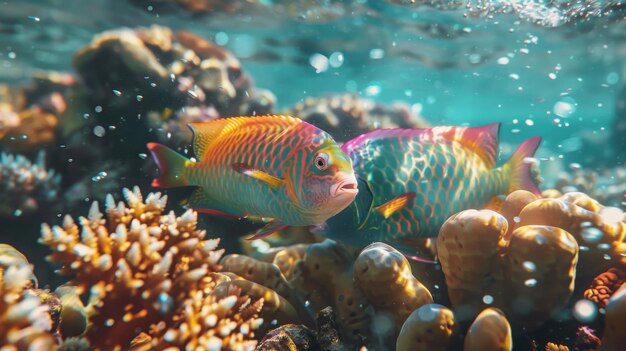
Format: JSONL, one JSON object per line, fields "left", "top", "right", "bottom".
{"left": 245, "top": 221, "right": 288, "bottom": 240}
{"left": 232, "top": 163, "right": 284, "bottom": 189}
{"left": 375, "top": 192, "right": 416, "bottom": 219}
{"left": 187, "top": 188, "right": 240, "bottom": 218}
{"left": 244, "top": 215, "right": 275, "bottom": 223}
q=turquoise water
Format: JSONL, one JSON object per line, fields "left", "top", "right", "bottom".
{"left": 1, "top": 0, "right": 624, "bottom": 162}
{"left": 1, "top": 1, "right": 625, "bottom": 350}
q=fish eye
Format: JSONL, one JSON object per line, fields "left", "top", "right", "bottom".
{"left": 315, "top": 153, "right": 330, "bottom": 170}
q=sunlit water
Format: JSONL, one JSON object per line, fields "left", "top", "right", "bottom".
{"left": 1, "top": 0, "right": 625, "bottom": 166}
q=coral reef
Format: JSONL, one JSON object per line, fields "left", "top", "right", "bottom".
{"left": 463, "top": 308, "right": 512, "bottom": 351}
{"left": 0, "top": 245, "right": 56, "bottom": 350}
{"left": 284, "top": 94, "right": 429, "bottom": 142}
{"left": 39, "top": 186, "right": 261, "bottom": 350}
{"left": 222, "top": 239, "right": 438, "bottom": 348}
{"left": 353, "top": 242, "right": 433, "bottom": 335}
{"left": 437, "top": 208, "right": 578, "bottom": 331}
{"left": 584, "top": 268, "right": 626, "bottom": 309}
{"left": 129, "top": 285, "right": 263, "bottom": 351}
{"left": 0, "top": 72, "right": 74, "bottom": 152}
{"left": 396, "top": 304, "right": 456, "bottom": 351}
{"left": 255, "top": 307, "right": 349, "bottom": 351}
{"left": 575, "top": 326, "right": 601, "bottom": 351}
{"left": 517, "top": 192, "right": 626, "bottom": 287}
{"left": 0, "top": 152, "right": 61, "bottom": 218}
{"left": 73, "top": 25, "right": 273, "bottom": 136}
{"left": 550, "top": 166, "right": 626, "bottom": 209}
{"left": 545, "top": 342, "right": 569, "bottom": 351}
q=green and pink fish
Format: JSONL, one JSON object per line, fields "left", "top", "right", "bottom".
{"left": 147, "top": 115, "right": 358, "bottom": 239}
{"left": 316, "top": 124, "right": 541, "bottom": 261}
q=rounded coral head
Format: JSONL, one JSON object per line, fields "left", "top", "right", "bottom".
{"left": 285, "top": 124, "right": 358, "bottom": 224}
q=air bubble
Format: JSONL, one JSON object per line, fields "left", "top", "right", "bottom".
{"left": 524, "top": 278, "right": 537, "bottom": 287}
{"left": 522, "top": 261, "right": 536, "bottom": 272}
{"left": 581, "top": 227, "right": 603, "bottom": 243}
{"left": 93, "top": 126, "right": 106, "bottom": 137}
{"left": 573, "top": 299, "right": 597, "bottom": 323}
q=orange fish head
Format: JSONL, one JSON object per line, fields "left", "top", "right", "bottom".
{"left": 288, "top": 142, "right": 358, "bottom": 223}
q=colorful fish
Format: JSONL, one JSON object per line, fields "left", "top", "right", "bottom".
{"left": 147, "top": 115, "right": 358, "bottom": 239}
{"left": 316, "top": 124, "right": 541, "bottom": 261}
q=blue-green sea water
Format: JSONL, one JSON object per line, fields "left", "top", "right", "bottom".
{"left": 1, "top": 0, "right": 625, "bottom": 167}
{"left": 1, "top": 1, "right": 626, "bottom": 351}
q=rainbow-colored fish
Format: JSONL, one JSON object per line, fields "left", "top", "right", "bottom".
{"left": 317, "top": 124, "right": 541, "bottom": 260}
{"left": 147, "top": 115, "right": 358, "bottom": 239}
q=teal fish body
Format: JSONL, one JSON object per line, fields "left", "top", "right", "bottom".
{"left": 147, "top": 115, "right": 358, "bottom": 238}
{"left": 321, "top": 124, "right": 541, "bottom": 254}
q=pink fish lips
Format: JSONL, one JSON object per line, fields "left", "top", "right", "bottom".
{"left": 332, "top": 174, "right": 359, "bottom": 197}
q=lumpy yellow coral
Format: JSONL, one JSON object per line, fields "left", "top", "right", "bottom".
{"left": 437, "top": 209, "right": 578, "bottom": 331}
{"left": 464, "top": 308, "right": 512, "bottom": 351}
{"left": 354, "top": 242, "right": 432, "bottom": 334}
{"left": 39, "top": 186, "right": 236, "bottom": 351}
{"left": 396, "top": 304, "right": 455, "bottom": 351}
{"left": 290, "top": 239, "right": 371, "bottom": 342}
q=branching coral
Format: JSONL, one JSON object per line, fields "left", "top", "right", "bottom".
{"left": 0, "top": 152, "right": 61, "bottom": 218}
{"left": 437, "top": 208, "right": 578, "bottom": 331}
{"left": 129, "top": 284, "right": 263, "bottom": 351}
{"left": 0, "top": 245, "right": 56, "bottom": 350}
{"left": 39, "top": 186, "right": 260, "bottom": 351}
{"left": 284, "top": 94, "right": 429, "bottom": 142}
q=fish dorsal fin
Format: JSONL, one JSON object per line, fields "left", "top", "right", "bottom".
{"left": 188, "top": 119, "right": 239, "bottom": 157}
{"left": 343, "top": 124, "right": 500, "bottom": 167}
{"left": 188, "top": 115, "right": 302, "bottom": 157}
{"left": 432, "top": 123, "right": 500, "bottom": 168}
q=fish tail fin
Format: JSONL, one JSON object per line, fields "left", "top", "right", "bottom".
{"left": 504, "top": 136, "right": 542, "bottom": 196}
{"left": 147, "top": 142, "right": 190, "bottom": 188}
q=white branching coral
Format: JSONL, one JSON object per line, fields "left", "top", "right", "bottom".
{"left": 0, "top": 245, "right": 56, "bottom": 351}
{"left": 39, "top": 186, "right": 240, "bottom": 351}
{"left": 130, "top": 284, "right": 263, "bottom": 351}
{"left": 0, "top": 151, "right": 60, "bottom": 218}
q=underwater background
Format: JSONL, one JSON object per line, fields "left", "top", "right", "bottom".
{"left": 1, "top": 0, "right": 626, "bottom": 350}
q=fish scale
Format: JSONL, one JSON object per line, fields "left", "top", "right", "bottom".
{"left": 321, "top": 124, "right": 541, "bottom": 260}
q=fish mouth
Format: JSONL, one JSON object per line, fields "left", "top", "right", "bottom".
{"left": 331, "top": 175, "right": 359, "bottom": 197}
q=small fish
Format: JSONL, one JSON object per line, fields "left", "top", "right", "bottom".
{"left": 316, "top": 124, "right": 541, "bottom": 262}
{"left": 147, "top": 115, "right": 358, "bottom": 239}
